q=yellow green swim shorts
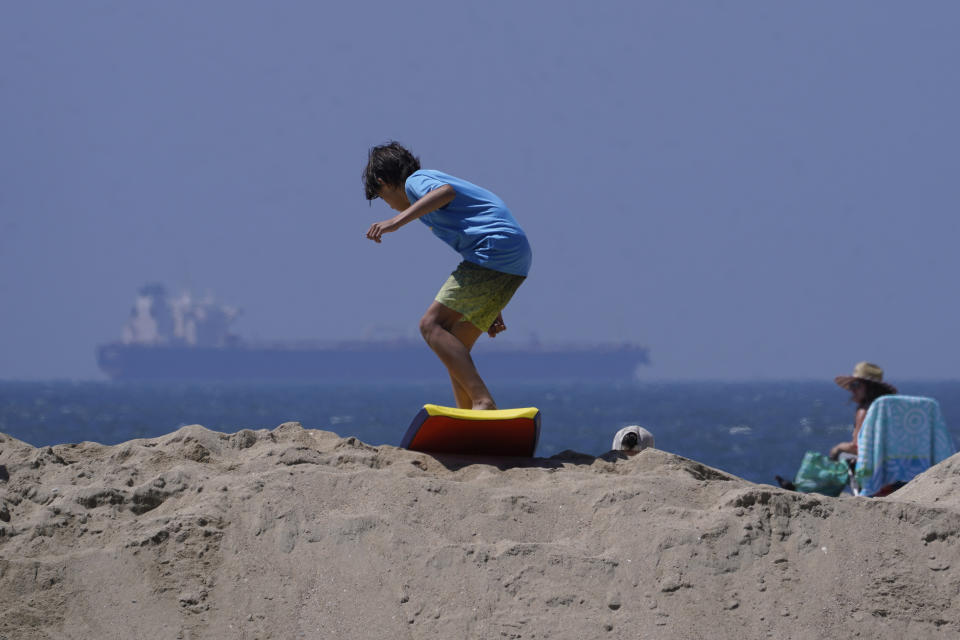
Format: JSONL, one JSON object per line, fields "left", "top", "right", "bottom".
{"left": 435, "top": 261, "right": 526, "bottom": 332}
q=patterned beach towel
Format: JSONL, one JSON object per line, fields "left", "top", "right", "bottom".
{"left": 855, "top": 395, "right": 956, "bottom": 497}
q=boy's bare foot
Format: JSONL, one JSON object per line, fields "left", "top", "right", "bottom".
{"left": 472, "top": 399, "right": 497, "bottom": 410}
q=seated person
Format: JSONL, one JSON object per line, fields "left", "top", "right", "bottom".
{"left": 828, "top": 361, "right": 897, "bottom": 460}
{"left": 612, "top": 425, "right": 655, "bottom": 456}
{"left": 776, "top": 361, "right": 896, "bottom": 493}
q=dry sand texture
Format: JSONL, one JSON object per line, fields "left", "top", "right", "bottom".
{"left": 2, "top": 423, "right": 960, "bottom": 639}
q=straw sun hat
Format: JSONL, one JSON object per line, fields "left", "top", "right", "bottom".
{"left": 834, "top": 361, "right": 897, "bottom": 395}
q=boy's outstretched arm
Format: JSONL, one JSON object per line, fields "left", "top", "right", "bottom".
{"left": 366, "top": 184, "right": 455, "bottom": 243}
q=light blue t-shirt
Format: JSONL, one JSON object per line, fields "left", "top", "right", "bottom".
{"left": 405, "top": 170, "right": 532, "bottom": 277}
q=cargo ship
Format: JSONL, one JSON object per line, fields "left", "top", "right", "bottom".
{"left": 96, "top": 284, "right": 649, "bottom": 382}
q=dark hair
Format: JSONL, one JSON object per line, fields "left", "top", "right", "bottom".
{"left": 856, "top": 379, "right": 896, "bottom": 409}
{"left": 363, "top": 141, "right": 421, "bottom": 200}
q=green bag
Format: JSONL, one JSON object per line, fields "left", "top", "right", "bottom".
{"left": 793, "top": 451, "right": 849, "bottom": 496}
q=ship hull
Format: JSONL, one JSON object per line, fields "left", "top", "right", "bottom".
{"left": 96, "top": 342, "right": 648, "bottom": 382}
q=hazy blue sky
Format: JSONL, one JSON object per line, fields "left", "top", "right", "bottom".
{"left": 2, "top": 1, "right": 958, "bottom": 381}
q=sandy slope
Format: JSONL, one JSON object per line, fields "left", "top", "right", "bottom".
{"left": 1, "top": 423, "right": 959, "bottom": 640}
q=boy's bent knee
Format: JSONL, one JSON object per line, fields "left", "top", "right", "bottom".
{"left": 420, "top": 303, "right": 460, "bottom": 337}
{"left": 418, "top": 316, "right": 435, "bottom": 340}
{"left": 419, "top": 313, "right": 447, "bottom": 342}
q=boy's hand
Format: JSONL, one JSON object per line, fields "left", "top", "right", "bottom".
{"left": 487, "top": 313, "right": 506, "bottom": 338}
{"left": 366, "top": 184, "right": 456, "bottom": 243}
{"left": 366, "top": 220, "right": 396, "bottom": 243}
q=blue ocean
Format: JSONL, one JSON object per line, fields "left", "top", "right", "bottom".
{"left": 1, "top": 380, "right": 958, "bottom": 486}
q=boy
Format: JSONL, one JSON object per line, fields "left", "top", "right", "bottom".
{"left": 363, "top": 141, "right": 532, "bottom": 410}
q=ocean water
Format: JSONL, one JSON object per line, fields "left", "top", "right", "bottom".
{"left": 1, "top": 380, "right": 958, "bottom": 486}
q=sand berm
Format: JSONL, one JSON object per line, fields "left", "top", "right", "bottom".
{"left": 2, "top": 422, "right": 959, "bottom": 639}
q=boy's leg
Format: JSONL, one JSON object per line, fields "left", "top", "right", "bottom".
{"left": 447, "top": 319, "right": 485, "bottom": 409}
{"left": 449, "top": 374, "right": 473, "bottom": 410}
{"left": 449, "top": 377, "right": 471, "bottom": 410}
{"left": 419, "top": 301, "right": 495, "bottom": 410}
